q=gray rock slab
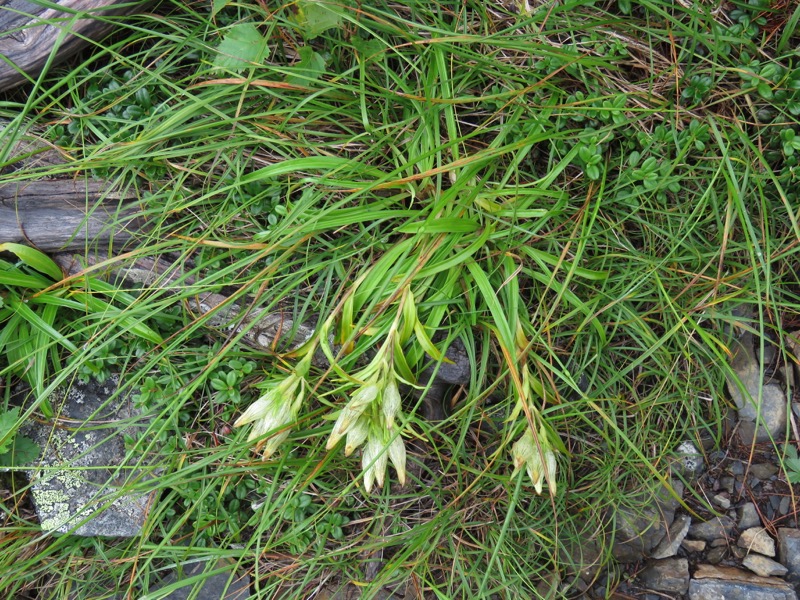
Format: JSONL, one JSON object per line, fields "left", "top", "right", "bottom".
{"left": 651, "top": 514, "right": 691, "bottom": 559}
{"left": 688, "top": 515, "right": 736, "bottom": 542}
{"left": 609, "top": 481, "right": 684, "bottom": 562}
{"left": 739, "top": 502, "right": 763, "bottom": 529}
{"left": 689, "top": 564, "right": 797, "bottom": 600}
{"left": 739, "top": 527, "right": 777, "bottom": 557}
{"left": 778, "top": 528, "right": 800, "bottom": 580}
{"left": 727, "top": 333, "right": 788, "bottom": 443}
{"left": 610, "top": 504, "right": 672, "bottom": 563}
{"left": 639, "top": 558, "right": 690, "bottom": 594}
{"left": 743, "top": 555, "right": 789, "bottom": 578}
{"left": 17, "top": 376, "right": 157, "bottom": 536}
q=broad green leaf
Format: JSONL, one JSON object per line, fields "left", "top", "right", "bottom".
{"left": 0, "top": 243, "right": 61, "bottom": 280}
{"left": 0, "top": 272, "right": 50, "bottom": 289}
{"left": 211, "top": 0, "right": 230, "bottom": 17}
{"left": 213, "top": 23, "right": 268, "bottom": 72}
{"left": 413, "top": 320, "right": 444, "bottom": 362}
{"left": 286, "top": 46, "right": 326, "bottom": 86}
{"left": 289, "top": 0, "right": 343, "bottom": 39}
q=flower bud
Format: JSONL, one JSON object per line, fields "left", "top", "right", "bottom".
{"left": 345, "top": 416, "right": 370, "bottom": 456}
{"left": 362, "top": 432, "right": 387, "bottom": 493}
{"left": 388, "top": 434, "right": 406, "bottom": 486}
{"left": 381, "top": 380, "right": 401, "bottom": 429}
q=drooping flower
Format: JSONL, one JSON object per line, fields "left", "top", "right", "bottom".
{"left": 326, "top": 383, "right": 379, "bottom": 450}
{"left": 512, "top": 424, "right": 557, "bottom": 495}
{"left": 362, "top": 430, "right": 388, "bottom": 493}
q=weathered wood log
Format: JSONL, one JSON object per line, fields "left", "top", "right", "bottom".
{"left": 0, "top": 0, "right": 150, "bottom": 90}
{"left": 0, "top": 179, "right": 146, "bottom": 251}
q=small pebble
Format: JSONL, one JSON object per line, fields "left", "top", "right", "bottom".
{"left": 779, "top": 496, "right": 791, "bottom": 516}
{"left": 742, "top": 554, "right": 789, "bottom": 577}
{"left": 706, "top": 546, "right": 726, "bottom": 564}
{"left": 730, "top": 461, "right": 745, "bottom": 476}
{"left": 713, "top": 494, "right": 731, "bottom": 509}
{"left": 737, "top": 502, "right": 761, "bottom": 529}
{"left": 719, "top": 477, "right": 735, "bottom": 494}
{"left": 681, "top": 539, "right": 706, "bottom": 552}
{"left": 738, "top": 527, "right": 776, "bottom": 557}
{"left": 750, "top": 463, "right": 779, "bottom": 479}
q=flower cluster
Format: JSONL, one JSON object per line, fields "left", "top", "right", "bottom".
{"left": 233, "top": 355, "right": 311, "bottom": 459}
{"left": 509, "top": 357, "right": 559, "bottom": 495}
{"left": 326, "top": 354, "right": 407, "bottom": 492}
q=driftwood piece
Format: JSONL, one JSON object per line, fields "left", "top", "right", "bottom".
{"left": 0, "top": 179, "right": 145, "bottom": 251}
{"left": 0, "top": 0, "right": 150, "bottom": 90}
{"left": 1, "top": 129, "right": 147, "bottom": 251}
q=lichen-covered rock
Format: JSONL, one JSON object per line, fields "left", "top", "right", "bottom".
{"left": 17, "top": 376, "right": 157, "bottom": 536}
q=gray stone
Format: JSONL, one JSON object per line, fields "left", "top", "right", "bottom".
{"left": 778, "top": 528, "right": 800, "bottom": 580}
{"left": 739, "top": 527, "right": 777, "bottom": 557}
{"left": 16, "top": 376, "right": 156, "bottom": 536}
{"left": 606, "top": 480, "right": 684, "bottom": 564}
{"left": 651, "top": 514, "right": 691, "bottom": 559}
{"left": 611, "top": 506, "right": 675, "bottom": 563}
{"left": 750, "top": 463, "right": 780, "bottom": 480}
{"left": 153, "top": 558, "right": 250, "bottom": 599}
{"left": 727, "top": 332, "right": 788, "bottom": 443}
{"left": 639, "top": 558, "right": 690, "bottom": 594}
{"left": 706, "top": 546, "right": 727, "bottom": 564}
{"left": 743, "top": 555, "right": 789, "bottom": 578}
{"left": 739, "top": 502, "right": 762, "bottom": 529}
{"left": 673, "top": 440, "right": 705, "bottom": 479}
{"left": 779, "top": 496, "right": 790, "bottom": 516}
{"left": 689, "top": 564, "right": 797, "bottom": 600}
{"left": 713, "top": 494, "right": 731, "bottom": 509}
{"left": 688, "top": 515, "right": 735, "bottom": 542}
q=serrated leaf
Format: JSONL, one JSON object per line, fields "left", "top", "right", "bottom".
{"left": 786, "top": 459, "right": 800, "bottom": 483}
{"left": 289, "top": 0, "right": 343, "bottom": 39}
{"left": 0, "top": 408, "right": 21, "bottom": 455}
{"left": 213, "top": 23, "right": 268, "bottom": 72}
{"left": 0, "top": 436, "right": 40, "bottom": 467}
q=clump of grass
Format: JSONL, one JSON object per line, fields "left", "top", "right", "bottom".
{"left": 1, "top": 0, "right": 800, "bottom": 597}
